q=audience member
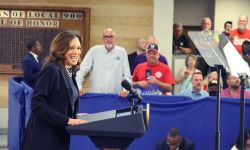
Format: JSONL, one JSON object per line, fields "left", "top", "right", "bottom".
{"left": 221, "top": 73, "right": 250, "bottom": 98}
{"left": 204, "top": 71, "right": 219, "bottom": 92}
{"left": 173, "top": 22, "right": 192, "bottom": 55}
{"left": 231, "top": 128, "right": 250, "bottom": 150}
{"left": 175, "top": 54, "right": 200, "bottom": 92}
{"left": 207, "top": 80, "right": 218, "bottom": 96}
{"left": 132, "top": 44, "right": 174, "bottom": 95}
{"left": 21, "top": 31, "right": 87, "bottom": 150}
{"left": 178, "top": 72, "right": 209, "bottom": 100}
{"left": 196, "top": 17, "right": 218, "bottom": 78}
{"left": 222, "top": 21, "right": 233, "bottom": 41}
{"left": 22, "top": 39, "right": 43, "bottom": 88}
{"left": 224, "top": 21, "right": 233, "bottom": 33}
{"left": 201, "top": 17, "right": 212, "bottom": 32}
{"left": 242, "top": 40, "right": 250, "bottom": 67}
{"left": 206, "top": 71, "right": 218, "bottom": 82}
{"left": 131, "top": 36, "right": 168, "bottom": 74}
{"left": 128, "top": 37, "right": 147, "bottom": 73}
{"left": 147, "top": 35, "right": 158, "bottom": 44}
{"left": 229, "top": 15, "right": 250, "bottom": 55}
{"left": 242, "top": 41, "right": 250, "bottom": 90}
{"left": 76, "top": 28, "right": 131, "bottom": 95}
{"left": 156, "top": 128, "right": 195, "bottom": 150}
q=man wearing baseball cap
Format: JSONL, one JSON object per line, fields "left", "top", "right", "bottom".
{"left": 208, "top": 80, "right": 218, "bottom": 96}
{"left": 132, "top": 44, "right": 174, "bottom": 95}
{"left": 130, "top": 36, "right": 168, "bottom": 74}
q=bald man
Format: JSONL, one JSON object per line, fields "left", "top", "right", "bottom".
{"left": 229, "top": 15, "right": 250, "bottom": 55}
{"left": 128, "top": 37, "right": 147, "bottom": 73}
{"left": 76, "top": 28, "right": 131, "bottom": 95}
{"left": 131, "top": 35, "right": 168, "bottom": 74}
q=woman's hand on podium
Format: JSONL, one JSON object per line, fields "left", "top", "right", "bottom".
{"left": 68, "top": 118, "right": 87, "bottom": 126}
{"left": 77, "top": 113, "right": 88, "bottom": 117}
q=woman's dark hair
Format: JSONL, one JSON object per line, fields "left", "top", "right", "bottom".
{"left": 27, "top": 39, "right": 38, "bottom": 51}
{"left": 235, "top": 128, "right": 250, "bottom": 148}
{"left": 44, "top": 30, "right": 83, "bottom": 74}
{"left": 242, "top": 40, "right": 250, "bottom": 57}
{"left": 224, "top": 21, "right": 232, "bottom": 28}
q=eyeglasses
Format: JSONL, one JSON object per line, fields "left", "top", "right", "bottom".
{"left": 103, "top": 35, "right": 115, "bottom": 39}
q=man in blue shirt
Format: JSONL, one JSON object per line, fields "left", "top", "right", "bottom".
{"left": 178, "top": 72, "right": 209, "bottom": 100}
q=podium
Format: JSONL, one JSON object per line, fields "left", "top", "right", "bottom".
{"left": 66, "top": 105, "right": 149, "bottom": 150}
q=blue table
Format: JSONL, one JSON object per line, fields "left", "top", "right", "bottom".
{"left": 70, "top": 93, "right": 250, "bottom": 150}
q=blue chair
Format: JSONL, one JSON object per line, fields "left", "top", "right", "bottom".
{"left": 8, "top": 77, "right": 25, "bottom": 150}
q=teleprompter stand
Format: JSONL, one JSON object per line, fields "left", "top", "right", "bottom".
{"left": 188, "top": 31, "right": 250, "bottom": 150}
{"left": 189, "top": 31, "right": 250, "bottom": 150}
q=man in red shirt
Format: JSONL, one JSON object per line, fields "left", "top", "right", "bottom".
{"left": 132, "top": 44, "right": 174, "bottom": 95}
{"left": 229, "top": 15, "right": 250, "bottom": 55}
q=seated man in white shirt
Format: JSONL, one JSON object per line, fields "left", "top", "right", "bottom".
{"left": 76, "top": 28, "right": 131, "bottom": 96}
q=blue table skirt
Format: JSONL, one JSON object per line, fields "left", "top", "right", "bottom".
{"left": 70, "top": 93, "right": 250, "bottom": 150}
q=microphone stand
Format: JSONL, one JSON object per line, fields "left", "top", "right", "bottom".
{"left": 128, "top": 94, "right": 137, "bottom": 115}
{"left": 128, "top": 93, "right": 142, "bottom": 115}
{"left": 215, "top": 64, "right": 223, "bottom": 150}
{"left": 238, "top": 73, "right": 248, "bottom": 150}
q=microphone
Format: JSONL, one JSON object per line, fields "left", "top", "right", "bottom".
{"left": 121, "top": 79, "right": 143, "bottom": 103}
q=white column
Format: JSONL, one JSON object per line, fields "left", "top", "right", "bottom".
{"left": 153, "top": 0, "right": 174, "bottom": 66}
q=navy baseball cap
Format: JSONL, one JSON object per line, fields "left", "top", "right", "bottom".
{"left": 146, "top": 44, "right": 159, "bottom": 53}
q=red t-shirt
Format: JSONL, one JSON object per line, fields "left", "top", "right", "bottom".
{"left": 229, "top": 29, "right": 250, "bottom": 54}
{"left": 132, "top": 62, "right": 175, "bottom": 85}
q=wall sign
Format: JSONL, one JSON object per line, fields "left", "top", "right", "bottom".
{"left": 0, "top": 6, "right": 90, "bottom": 74}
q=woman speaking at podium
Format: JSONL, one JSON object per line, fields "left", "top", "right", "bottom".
{"left": 21, "top": 31, "right": 87, "bottom": 150}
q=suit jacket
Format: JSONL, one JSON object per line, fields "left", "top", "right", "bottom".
{"left": 21, "top": 62, "right": 79, "bottom": 150}
{"left": 156, "top": 137, "right": 195, "bottom": 150}
{"left": 22, "top": 52, "right": 43, "bottom": 88}
{"left": 128, "top": 52, "right": 138, "bottom": 73}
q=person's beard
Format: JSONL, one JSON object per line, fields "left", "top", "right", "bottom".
{"left": 105, "top": 44, "right": 114, "bottom": 49}
{"left": 194, "top": 83, "right": 202, "bottom": 91}
{"left": 231, "top": 84, "right": 240, "bottom": 90}
{"left": 148, "top": 57, "right": 157, "bottom": 65}
{"left": 238, "top": 24, "right": 246, "bottom": 32}
{"left": 209, "top": 90, "right": 217, "bottom": 96}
